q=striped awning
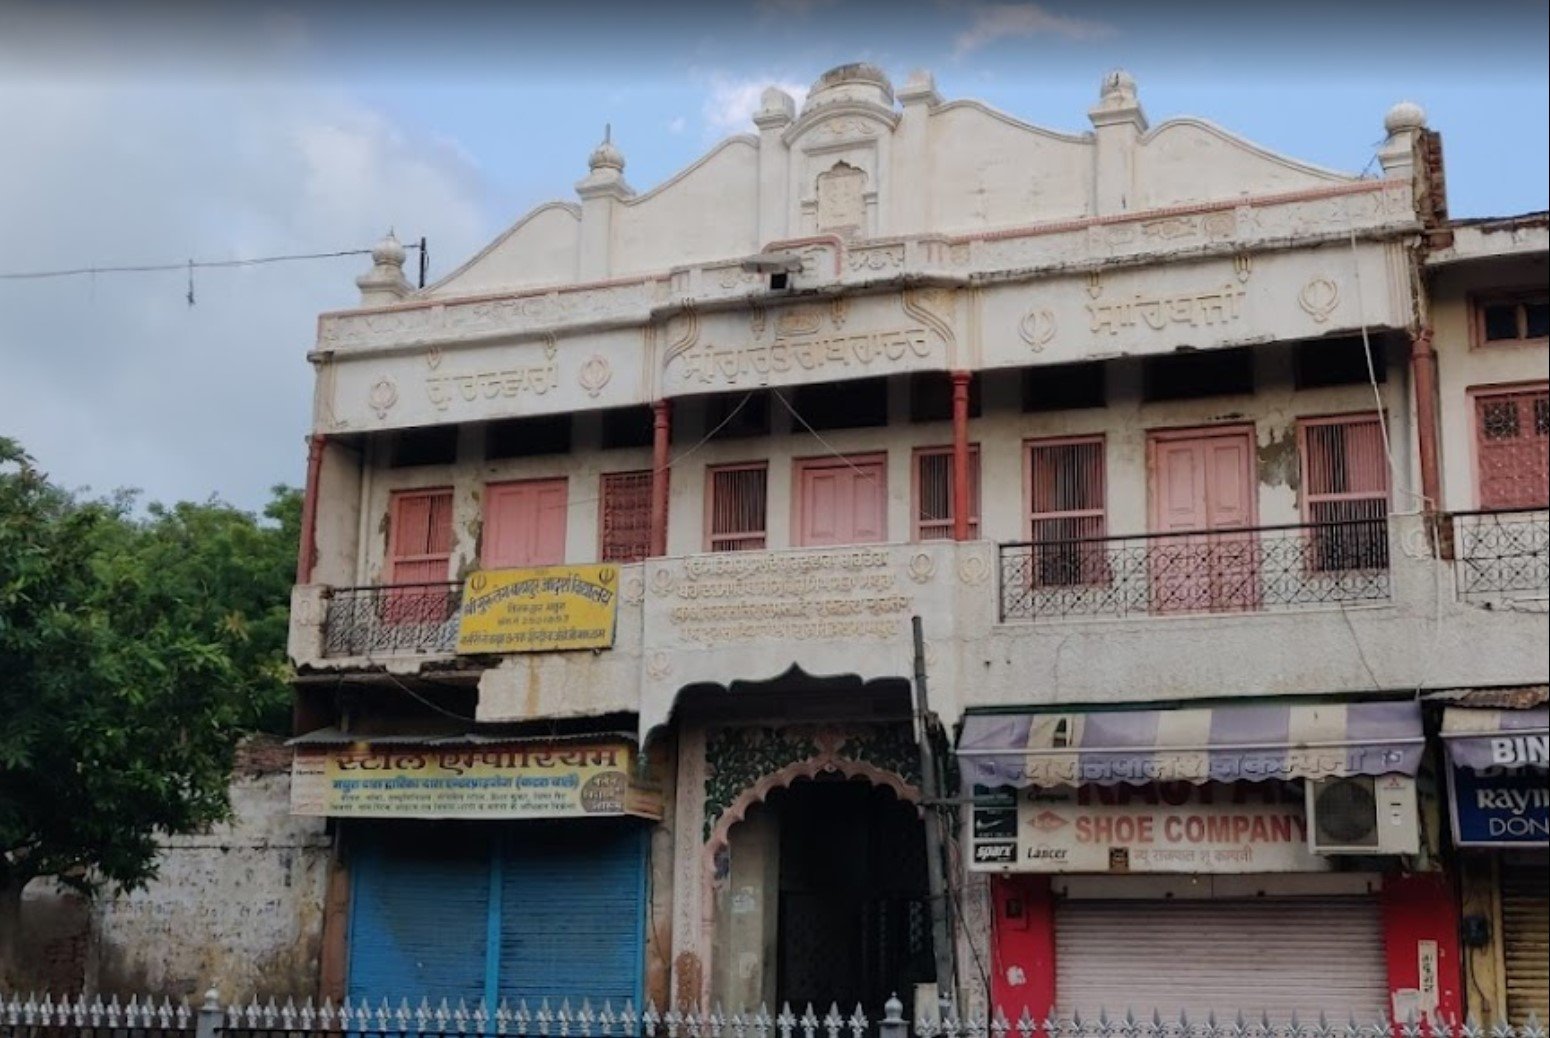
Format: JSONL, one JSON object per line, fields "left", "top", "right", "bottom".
{"left": 1441, "top": 706, "right": 1549, "bottom": 771}
{"left": 958, "top": 700, "right": 1424, "bottom": 789}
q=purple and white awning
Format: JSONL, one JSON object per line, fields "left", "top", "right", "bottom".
{"left": 958, "top": 700, "right": 1424, "bottom": 789}
{"left": 1441, "top": 706, "right": 1549, "bottom": 771}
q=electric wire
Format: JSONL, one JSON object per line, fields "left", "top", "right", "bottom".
{"left": 0, "top": 244, "right": 425, "bottom": 282}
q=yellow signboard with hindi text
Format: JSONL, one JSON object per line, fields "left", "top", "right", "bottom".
{"left": 289, "top": 740, "right": 662, "bottom": 820}
{"left": 455, "top": 564, "right": 618, "bottom": 654}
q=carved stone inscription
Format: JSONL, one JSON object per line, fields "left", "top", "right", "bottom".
{"left": 666, "top": 549, "right": 912, "bottom": 644}
{"left": 1087, "top": 284, "right": 1246, "bottom": 335}
{"left": 674, "top": 327, "right": 932, "bottom": 387}
{"left": 425, "top": 343, "right": 559, "bottom": 410}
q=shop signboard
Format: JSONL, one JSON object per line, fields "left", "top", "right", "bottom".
{"left": 1447, "top": 766, "right": 1550, "bottom": 847}
{"left": 970, "top": 781, "right": 1330, "bottom": 873}
{"left": 290, "top": 740, "right": 662, "bottom": 820}
{"left": 455, "top": 564, "right": 619, "bottom": 654}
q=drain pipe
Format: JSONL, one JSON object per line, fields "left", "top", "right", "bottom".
{"left": 912, "top": 615, "right": 958, "bottom": 1015}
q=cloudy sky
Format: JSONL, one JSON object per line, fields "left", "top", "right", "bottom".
{"left": 1, "top": 0, "right": 1545, "bottom": 513}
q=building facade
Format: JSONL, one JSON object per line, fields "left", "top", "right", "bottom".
{"left": 286, "top": 66, "right": 1548, "bottom": 1023}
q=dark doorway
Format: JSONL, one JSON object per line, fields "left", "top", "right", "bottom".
{"left": 770, "top": 776, "right": 934, "bottom": 1012}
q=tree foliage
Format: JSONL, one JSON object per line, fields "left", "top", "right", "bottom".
{"left": 0, "top": 435, "right": 298, "bottom": 903}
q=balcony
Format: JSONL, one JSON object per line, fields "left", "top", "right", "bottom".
{"left": 1453, "top": 508, "right": 1550, "bottom": 603}
{"left": 998, "top": 519, "right": 1393, "bottom": 622}
{"left": 320, "top": 582, "right": 464, "bottom": 658}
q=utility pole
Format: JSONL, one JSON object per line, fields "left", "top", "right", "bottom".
{"left": 911, "top": 615, "right": 958, "bottom": 1015}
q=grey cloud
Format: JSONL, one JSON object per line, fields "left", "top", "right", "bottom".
{"left": 0, "top": 81, "right": 491, "bottom": 511}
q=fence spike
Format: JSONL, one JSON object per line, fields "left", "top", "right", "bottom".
{"left": 754, "top": 1002, "right": 774, "bottom": 1038}
{"left": 849, "top": 1003, "right": 869, "bottom": 1038}
{"left": 800, "top": 1003, "right": 820, "bottom": 1038}
{"left": 456, "top": 997, "right": 473, "bottom": 1036}
{"left": 1524, "top": 1013, "right": 1546, "bottom": 1038}
{"left": 1491, "top": 1021, "right": 1516, "bottom": 1038}
{"left": 497, "top": 998, "right": 514, "bottom": 1037}
{"left": 710, "top": 1003, "right": 728, "bottom": 1038}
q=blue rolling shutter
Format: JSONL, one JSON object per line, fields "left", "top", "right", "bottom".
{"left": 497, "top": 820, "right": 647, "bottom": 1008}
{"left": 347, "top": 826, "right": 493, "bottom": 1006}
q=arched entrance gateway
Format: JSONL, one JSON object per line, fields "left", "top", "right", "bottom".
{"left": 742, "top": 777, "right": 933, "bottom": 1011}
{"left": 665, "top": 670, "right": 938, "bottom": 1014}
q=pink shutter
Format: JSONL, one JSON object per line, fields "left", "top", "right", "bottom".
{"left": 483, "top": 479, "right": 568, "bottom": 569}
{"left": 797, "top": 456, "right": 886, "bottom": 547}
{"left": 1477, "top": 388, "right": 1550, "bottom": 509}
{"left": 388, "top": 489, "right": 453, "bottom": 584}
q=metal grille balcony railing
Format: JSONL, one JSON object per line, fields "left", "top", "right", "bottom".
{"left": 1453, "top": 508, "right": 1550, "bottom": 602}
{"left": 322, "top": 582, "right": 463, "bottom": 658}
{"left": 999, "top": 519, "right": 1393, "bottom": 622}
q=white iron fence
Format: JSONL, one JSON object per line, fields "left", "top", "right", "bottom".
{"left": 1, "top": 993, "right": 1542, "bottom": 1038}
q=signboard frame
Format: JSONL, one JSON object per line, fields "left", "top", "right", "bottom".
{"left": 455, "top": 564, "right": 620, "bottom": 655}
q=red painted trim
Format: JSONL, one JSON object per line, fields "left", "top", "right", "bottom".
{"left": 951, "top": 370, "right": 972, "bottom": 542}
{"left": 990, "top": 875, "right": 1057, "bottom": 1020}
{"left": 1380, "top": 872, "right": 1463, "bottom": 1026}
{"left": 650, "top": 400, "right": 672, "bottom": 557}
{"left": 297, "top": 434, "right": 326, "bottom": 585}
{"left": 1410, "top": 328, "right": 1443, "bottom": 513}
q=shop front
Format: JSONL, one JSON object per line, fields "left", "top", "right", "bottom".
{"left": 291, "top": 734, "right": 661, "bottom": 1007}
{"left": 1441, "top": 700, "right": 1549, "bottom": 1026}
{"left": 959, "top": 700, "right": 1459, "bottom": 1022}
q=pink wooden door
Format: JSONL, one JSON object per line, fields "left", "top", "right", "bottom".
{"left": 483, "top": 479, "right": 567, "bottom": 569}
{"left": 796, "top": 456, "right": 887, "bottom": 547}
{"left": 385, "top": 489, "right": 454, "bottom": 625}
{"left": 1149, "top": 429, "right": 1259, "bottom": 613}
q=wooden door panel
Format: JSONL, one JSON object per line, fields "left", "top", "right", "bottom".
{"left": 484, "top": 479, "right": 567, "bottom": 569}
{"left": 798, "top": 459, "right": 886, "bottom": 547}
{"left": 1149, "top": 429, "right": 1258, "bottom": 614}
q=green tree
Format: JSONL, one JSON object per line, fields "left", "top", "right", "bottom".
{"left": 0, "top": 437, "right": 299, "bottom": 982}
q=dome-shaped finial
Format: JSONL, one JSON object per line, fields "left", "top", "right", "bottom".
{"left": 1100, "top": 68, "right": 1137, "bottom": 102}
{"left": 357, "top": 228, "right": 411, "bottom": 305}
{"left": 1384, "top": 101, "right": 1427, "bottom": 135}
{"left": 589, "top": 123, "right": 625, "bottom": 173}
{"left": 371, "top": 229, "right": 407, "bottom": 268}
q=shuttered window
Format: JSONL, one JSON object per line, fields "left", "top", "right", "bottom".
{"left": 1300, "top": 415, "right": 1390, "bottom": 571}
{"left": 1055, "top": 897, "right": 1388, "bottom": 1021}
{"left": 600, "top": 471, "right": 654, "bottom": 564}
{"left": 914, "top": 446, "right": 981, "bottom": 541}
{"left": 385, "top": 488, "right": 455, "bottom": 625}
{"left": 1475, "top": 387, "right": 1550, "bottom": 509}
{"left": 388, "top": 489, "right": 454, "bottom": 584}
{"left": 707, "top": 463, "right": 768, "bottom": 551}
{"left": 1027, "top": 437, "right": 1106, "bottom": 586}
{"left": 1501, "top": 859, "right": 1550, "bottom": 1027}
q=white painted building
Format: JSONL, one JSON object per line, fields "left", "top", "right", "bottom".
{"left": 287, "top": 66, "right": 1548, "bottom": 1023}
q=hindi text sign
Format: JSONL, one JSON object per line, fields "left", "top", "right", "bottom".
{"left": 456, "top": 564, "right": 618, "bottom": 654}
{"left": 290, "top": 740, "right": 660, "bottom": 820}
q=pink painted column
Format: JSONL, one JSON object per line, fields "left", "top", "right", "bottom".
{"left": 296, "top": 434, "right": 326, "bottom": 584}
{"left": 951, "top": 371, "right": 972, "bottom": 541}
{"left": 650, "top": 400, "right": 672, "bottom": 557}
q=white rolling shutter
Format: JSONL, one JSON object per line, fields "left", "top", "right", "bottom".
{"left": 1055, "top": 897, "right": 1387, "bottom": 1021}
{"left": 1501, "top": 862, "right": 1549, "bottom": 1027}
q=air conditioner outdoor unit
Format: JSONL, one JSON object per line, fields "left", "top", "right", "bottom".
{"left": 1305, "top": 774, "right": 1420, "bottom": 855}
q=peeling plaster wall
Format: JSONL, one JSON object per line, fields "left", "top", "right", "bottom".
{"left": 13, "top": 740, "right": 330, "bottom": 999}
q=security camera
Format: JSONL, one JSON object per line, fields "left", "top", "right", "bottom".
{"left": 740, "top": 252, "right": 804, "bottom": 274}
